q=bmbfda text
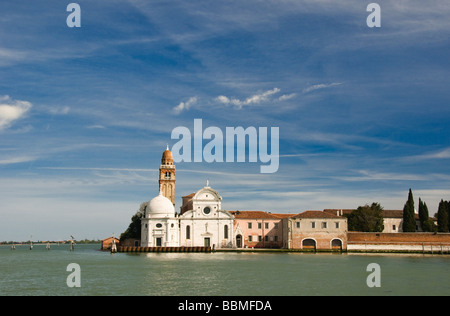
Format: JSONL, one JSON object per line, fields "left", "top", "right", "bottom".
{"left": 178, "top": 300, "right": 272, "bottom": 313}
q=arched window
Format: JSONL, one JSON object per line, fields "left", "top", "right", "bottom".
{"left": 224, "top": 225, "right": 229, "bottom": 239}
{"left": 186, "top": 225, "right": 191, "bottom": 240}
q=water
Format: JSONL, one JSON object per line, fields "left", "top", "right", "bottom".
{"left": 1, "top": 244, "right": 449, "bottom": 296}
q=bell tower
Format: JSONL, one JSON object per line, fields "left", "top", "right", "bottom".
{"left": 159, "top": 145, "right": 175, "bottom": 206}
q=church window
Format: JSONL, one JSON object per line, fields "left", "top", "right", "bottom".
{"left": 203, "top": 206, "right": 211, "bottom": 215}
{"left": 186, "top": 225, "right": 191, "bottom": 239}
{"left": 224, "top": 225, "right": 229, "bottom": 239}
{"left": 156, "top": 223, "right": 162, "bottom": 228}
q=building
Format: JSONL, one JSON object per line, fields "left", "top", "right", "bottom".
{"left": 141, "top": 148, "right": 234, "bottom": 249}
{"left": 284, "top": 211, "right": 348, "bottom": 251}
{"left": 179, "top": 181, "right": 235, "bottom": 248}
{"left": 229, "top": 211, "right": 288, "bottom": 248}
{"left": 324, "top": 209, "right": 429, "bottom": 233}
{"left": 139, "top": 147, "right": 351, "bottom": 251}
{"left": 101, "top": 236, "right": 120, "bottom": 250}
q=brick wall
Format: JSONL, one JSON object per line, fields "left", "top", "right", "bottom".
{"left": 348, "top": 232, "right": 450, "bottom": 244}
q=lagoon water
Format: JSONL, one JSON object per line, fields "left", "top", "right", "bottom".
{"left": 1, "top": 244, "right": 449, "bottom": 296}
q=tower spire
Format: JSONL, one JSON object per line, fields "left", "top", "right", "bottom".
{"left": 159, "top": 146, "right": 175, "bottom": 206}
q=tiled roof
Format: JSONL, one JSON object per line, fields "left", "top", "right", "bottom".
{"left": 229, "top": 210, "right": 286, "bottom": 219}
{"left": 292, "top": 210, "right": 343, "bottom": 219}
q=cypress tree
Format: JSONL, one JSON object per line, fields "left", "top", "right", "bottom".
{"left": 437, "top": 200, "right": 449, "bottom": 232}
{"left": 402, "top": 188, "right": 416, "bottom": 232}
{"left": 418, "top": 198, "right": 434, "bottom": 232}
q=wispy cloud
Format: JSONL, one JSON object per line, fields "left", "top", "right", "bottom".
{"left": 302, "top": 82, "right": 343, "bottom": 94}
{"left": 0, "top": 95, "right": 32, "bottom": 130}
{"left": 173, "top": 96, "right": 198, "bottom": 114}
{"left": 215, "top": 88, "right": 281, "bottom": 109}
{"left": 407, "top": 147, "right": 450, "bottom": 161}
{"left": 0, "top": 156, "right": 38, "bottom": 165}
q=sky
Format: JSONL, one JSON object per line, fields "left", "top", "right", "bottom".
{"left": 0, "top": 0, "right": 449, "bottom": 241}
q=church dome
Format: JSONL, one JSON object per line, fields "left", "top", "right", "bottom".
{"left": 147, "top": 192, "right": 175, "bottom": 218}
{"left": 161, "top": 145, "right": 173, "bottom": 164}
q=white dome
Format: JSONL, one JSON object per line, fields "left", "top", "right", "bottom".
{"left": 147, "top": 193, "right": 175, "bottom": 218}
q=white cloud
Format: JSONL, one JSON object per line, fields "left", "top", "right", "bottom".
{"left": 409, "top": 147, "right": 450, "bottom": 160}
{"left": 0, "top": 156, "right": 38, "bottom": 165}
{"left": 48, "top": 106, "right": 70, "bottom": 115}
{"left": 0, "top": 95, "right": 33, "bottom": 130}
{"left": 278, "top": 93, "right": 297, "bottom": 101}
{"left": 302, "top": 82, "right": 342, "bottom": 93}
{"left": 216, "top": 88, "right": 281, "bottom": 109}
{"left": 173, "top": 96, "right": 197, "bottom": 114}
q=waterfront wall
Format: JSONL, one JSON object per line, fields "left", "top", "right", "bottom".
{"left": 117, "top": 246, "right": 212, "bottom": 253}
{"left": 347, "top": 232, "right": 450, "bottom": 253}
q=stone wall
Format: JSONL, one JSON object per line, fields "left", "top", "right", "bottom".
{"left": 347, "top": 232, "right": 450, "bottom": 253}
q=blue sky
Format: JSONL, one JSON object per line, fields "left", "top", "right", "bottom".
{"left": 0, "top": 0, "right": 449, "bottom": 241}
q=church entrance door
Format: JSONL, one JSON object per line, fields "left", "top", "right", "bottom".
{"left": 204, "top": 237, "right": 210, "bottom": 247}
{"left": 236, "top": 235, "right": 242, "bottom": 248}
{"left": 156, "top": 237, "right": 162, "bottom": 247}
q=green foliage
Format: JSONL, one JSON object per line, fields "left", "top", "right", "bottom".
{"left": 402, "top": 189, "right": 416, "bottom": 232}
{"left": 347, "top": 202, "right": 384, "bottom": 232}
{"left": 437, "top": 200, "right": 449, "bottom": 232}
{"left": 418, "top": 198, "right": 436, "bottom": 232}
{"left": 120, "top": 202, "right": 146, "bottom": 241}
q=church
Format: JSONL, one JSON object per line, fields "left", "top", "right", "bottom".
{"left": 140, "top": 147, "right": 235, "bottom": 249}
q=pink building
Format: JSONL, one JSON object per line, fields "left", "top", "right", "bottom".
{"left": 230, "top": 211, "right": 292, "bottom": 248}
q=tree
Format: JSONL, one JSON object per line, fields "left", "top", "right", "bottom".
{"left": 436, "top": 200, "right": 449, "bottom": 232}
{"left": 402, "top": 188, "right": 416, "bottom": 232}
{"left": 418, "top": 198, "right": 435, "bottom": 232}
{"left": 347, "top": 202, "right": 384, "bottom": 232}
{"left": 120, "top": 202, "right": 146, "bottom": 241}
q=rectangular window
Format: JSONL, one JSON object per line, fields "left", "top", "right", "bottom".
{"left": 274, "top": 236, "right": 278, "bottom": 242}
{"left": 265, "top": 236, "right": 269, "bottom": 241}
{"left": 248, "top": 235, "right": 252, "bottom": 242}
{"left": 274, "top": 223, "right": 279, "bottom": 229}
{"left": 258, "top": 222, "right": 262, "bottom": 229}
{"left": 258, "top": 235, "right": 262, "bottom": 242}
{"left": 335, "top": 222, "right": 340, "bottom": 229}
{"left": 265, "top": 222, "right": 269, "bottom": 229}
{"left": 322, "top": 222, "right": 327, "bottom": 229}
{"left": 311, "top": 222, "right": 315, "bottom": 229}
{"left": 248, "top": 222, "right": 252, "bottom": 229}
{"left": 296, "top": 222, "right": 300, "bottom": 228}
{"left": 393, "top": 225, "right": 396, "bottom": 231}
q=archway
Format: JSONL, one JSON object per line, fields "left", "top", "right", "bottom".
{"left": 302, "top": 238, "right": 316, "bottom": 250}
{"left": 236, "top": 234, "right": 243, "bottom": 248}
{"left": 331, "top": 239, "right": 342, "bottom": 250}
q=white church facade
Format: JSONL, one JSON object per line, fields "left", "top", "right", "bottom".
{"left": 140, "top": 147, "right": 235, "bottom": 249}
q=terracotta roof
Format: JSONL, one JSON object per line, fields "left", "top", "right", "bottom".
{"left": 324, "top": 209, "right": 422, "bottom": 220}
{"left": 292, "top": 210, "right": 343, "bottom": 219}
{"left": 323, "top": 209, "right": 354, "bottom": 216}
{"left": 229, "top": 211, "right": 284, "bottom": 219}
{"left": 182, "top": 193, "right": 195, "bottom": 198}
